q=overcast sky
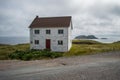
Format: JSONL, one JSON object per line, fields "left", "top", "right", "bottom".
{"left": 0, "top": 0, "right": 120, "bottom": 37}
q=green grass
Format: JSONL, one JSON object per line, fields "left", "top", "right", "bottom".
{"left": 64, "top": 40, "right": 120, "bottom": 56}
{"left": 0, "top": 44, "right": 29, "bottom": 60}
{"left": 0, "top": 40, "right": 120, "bottom": 60}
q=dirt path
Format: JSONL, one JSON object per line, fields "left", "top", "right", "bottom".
{"left": 0, "top": 51, "right": 120, "bottom": 80}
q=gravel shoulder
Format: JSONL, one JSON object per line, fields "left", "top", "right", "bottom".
{"left": 0, "top": 51, "right": 120, "bottom": 80}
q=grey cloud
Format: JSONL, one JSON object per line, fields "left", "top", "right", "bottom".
{"left": 110, "top": 5, "right": 120, "bottom": 16}
{"left": 0, "top": 0, "right": 120, "bottom": 37}
{"left": 87, "top": 3, "right": 120, "bottom": 19}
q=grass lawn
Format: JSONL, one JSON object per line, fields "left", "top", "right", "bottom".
{"left": 0, "top": 40, "right": 120, "bottom": 60}
{"left": 64, "top": 40, "right": 120, "bottom": 56}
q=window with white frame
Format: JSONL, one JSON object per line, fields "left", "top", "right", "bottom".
{"left": 34, "top": 30, "right": 39, "bottom": 34}
{"left": 58, "top": 29, "right": 64, "bottom": 34}
{"left": 46, "top": 29, "right": 51, "bottom": 34}
{"left": 34, "top": 40, "right": 39, "bottom": 45}
{"left": 58, "top": 40, "right": 63, "bottom": 45}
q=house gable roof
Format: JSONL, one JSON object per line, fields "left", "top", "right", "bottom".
{"left": 29, "top": 16, "right": 72, "bottom": 28}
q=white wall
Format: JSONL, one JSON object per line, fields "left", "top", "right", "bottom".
{"left": 30, "top": 26, "right": 72, "bottom": 52}
{"left": 68, "top": 23, "right": 72, "bottom": 50}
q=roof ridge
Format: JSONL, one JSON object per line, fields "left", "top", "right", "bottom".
{"left": 37, "top": 16, "right": 71, "bottom": 19}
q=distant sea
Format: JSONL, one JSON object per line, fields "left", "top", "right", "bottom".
{"left": 0, "top": 35, "right": 120, "bottom": 45}
{"left": 94, "top": 35, "right": 120, "bottom": 43}
{"left": 0, "top": 36, "right": 29, "bottom": 45}
{"left": 73, "top": 35, "right": 120, "bottom": 43}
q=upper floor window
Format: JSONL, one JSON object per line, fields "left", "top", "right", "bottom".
{"left": 46, "top": 30, "right": 51, "bottom": 34}
{"left": 58, "top": 29, "right": 64, "bottom": 34}
{"left": 34, "top": 30, "right": 39, "bottom": 34}
{"left": 58, "top": 40, "right": 63, "bottom": 45}
{"left": 34, "top": 40, "right": 39, "bottom": 45}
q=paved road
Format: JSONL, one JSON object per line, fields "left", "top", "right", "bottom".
{"left": 0, "top": 51, "right": 120, "bottom": 80}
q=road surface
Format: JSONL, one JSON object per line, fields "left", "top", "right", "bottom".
{"left": 0, "top": 51, "right": 120, "bottom": 80}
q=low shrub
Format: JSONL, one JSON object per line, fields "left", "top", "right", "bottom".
{"left": 8, "top": 50, "right": 25, "bottom": 60}
{"left": 8, "top": 50, "right": 63, "bottom": 60}
{"left": 22, "top": 53, "right": 33, "bottom": 60}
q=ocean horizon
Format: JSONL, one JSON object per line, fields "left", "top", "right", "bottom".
{"left": 0, "top": 36, "right": 29, "bottom": 45}
{"left": 0, "top": 35, "right": 120, "bottom": 45}
{"left": 94, "top": 35, "right": 120, "bottom": 43}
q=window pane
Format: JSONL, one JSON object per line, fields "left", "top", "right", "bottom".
{"left": 46, "top": 30, "right": 51, "bottom": 34}
{"left": 58, "top": 40, "right": 63, "bottom": 45}
{"left": 35, "top": 40, "right": 39, "bottom": 44}
{"left": 58, "top": 29, "right": 63, "bottom": 34}
{"left": 34, "top": 30, "right": 39, "bottom": 34}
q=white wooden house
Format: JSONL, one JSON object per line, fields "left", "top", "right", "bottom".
{"left": 29, "top": 16, "right": 73, "bottom": 52}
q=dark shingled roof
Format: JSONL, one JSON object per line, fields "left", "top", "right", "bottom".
{"left": 29, "top": 16, "right": 72, "bottom": 28}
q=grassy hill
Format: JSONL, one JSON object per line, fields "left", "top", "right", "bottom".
{"left": 0, "top": 40, "right": 120, "bottom": 60}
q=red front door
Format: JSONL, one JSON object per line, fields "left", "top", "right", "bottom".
{"left": 46, "top": 39, "right": 51, "bottom": 49}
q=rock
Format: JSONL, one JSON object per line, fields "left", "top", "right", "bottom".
{"left": 75, "top": 35, "right": 98, "bottom": 39}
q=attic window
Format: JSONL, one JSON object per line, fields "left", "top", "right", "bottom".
{"left": 34, "top": 30, "right": 39, "bottom": 34}
{"left": 46, "top": 30, "right": 51, "bottom": 34}
{"left": 58, "top": 29, "right": 64, "bottom": 34}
